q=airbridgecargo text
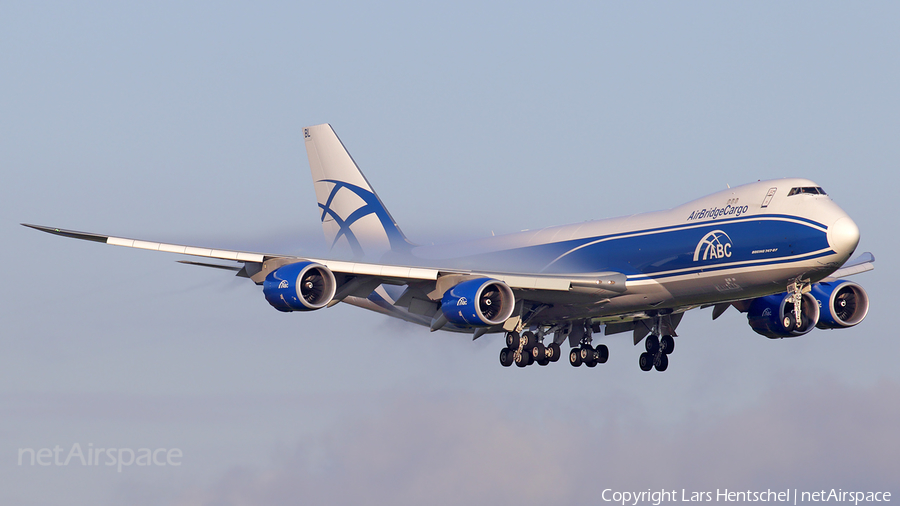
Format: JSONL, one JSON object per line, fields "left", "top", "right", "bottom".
{"left": 600, "top": 488, "right": 890, "bottom": 505}
{"left": 687, "top": 205, "right": 750, "bottom": 221}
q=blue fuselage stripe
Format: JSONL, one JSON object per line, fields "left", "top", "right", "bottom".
{"left": 448, "top": 216, "right": 832, "bottom": 278}
{"left": 629, "top": 249, "right": 836, "bottom": 281}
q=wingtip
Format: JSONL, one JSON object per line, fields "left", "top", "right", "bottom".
{"left": 21, "top": 223, "right": 56, "bottom": 233}
{"left": 21, "top": 223, "right": 110, "bottom": 243}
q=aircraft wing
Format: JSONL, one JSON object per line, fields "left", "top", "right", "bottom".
{"left": 22, "top": 224, "right": 627, "bottom": 301}
{"left": 23, "top": 224, "right": 269, "bottom": 264}
{"left": 823, "top": 252, "right": 875, "bottom": 280}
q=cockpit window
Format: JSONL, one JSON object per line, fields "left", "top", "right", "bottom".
{"left": 788, "top": 187, "right": 827, "bottom": 196}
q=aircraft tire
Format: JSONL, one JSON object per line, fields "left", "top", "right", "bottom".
{"left": 579, "top": 345, "right": 594, "bottom": 362}
{"left": 660, "top": 335, "right": 675, "bottom": 355}
{"left": 596, "top": 344, "right": 609, "bottom": 364}
{"left": 531, "top": 342, "right": 546, "bottom": 361}
{"left": 499, "top": 348, "right": 514, "bottom": 367}
{"left": 506, "top": 332, "right": 520, "bottom": 349}
{"left": 515, "top": 351, "right": 529, "bottom": 367}
{"left": 521, "top": 331, "right": 537, "bottom": 350}
{"left": 645, "top": 335, "right": 660, "bottom": 354}
{"left": 654, "top": 352, "right": 669, "bottom": 372}
{"left": 538, "top": 358, "right": 550, "bottom": 366}
{"left": 781, "top": 314, "right": 795, "bottom": 332}
{"left": 569, "top": 349, "right": 582, "bottom": 367}
{"left": 548, "top": 343, "right": 561, "bottom": 362}
{"left": 639, "top": 352, "right": 654, "bottom": 371}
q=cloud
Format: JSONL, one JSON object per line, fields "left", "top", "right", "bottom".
{"left": 171, "top": 378, "right": 900, "bottom": 506}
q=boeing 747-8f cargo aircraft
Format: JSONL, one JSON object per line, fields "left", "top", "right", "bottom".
{"left": 24, "top": 124, "right": 874, "bottom": 371}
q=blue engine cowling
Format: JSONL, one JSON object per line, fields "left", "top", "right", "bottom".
{"left": 811, "top": 281, "right": 869, "bottom": 329}
{"left": 263, "top": 262, "right": 337, "bottom": 312}
{"left": 747, "top": 291, "right": 820, "bottom": 339}
{"left": 441, "top": 278, "right": 515, "bottom": 327}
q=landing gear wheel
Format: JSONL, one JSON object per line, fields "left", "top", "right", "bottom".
{"left": 531, "top": 342, "right": 546, "bottom": 361}
{"left": 781, "top": 314, "right": 796, "bottom": 332}
{"left": 595, "top": 344, "right": 609, "bottom": 364}
{"left": 654, "top": 352, "right": 669, "bottom": 371}
{"left": 579, "top": 346, "right": 593, "bottom": 362}
{"left": 521, "top": 331, "right": 538, "bottom": 350}
{"left": 499, "top": 348, "right": 514, "bottom": 367}
{"left": 548, "top": 343, "right": 561, "bottom": 362}
{"left": 506, "top": 331, "right": 520, "bottom": 349}
{"left": 579, "top": 346, "right": 596, "bottom": 367}
{"left": 645, "top": 335, "right": 660, "bottom": 354}
{"left": 639, "top": 352, "right": 654, "bottom": 371}
{"left": 537, "top": 357, "right": 550, "bottom": 366}
{"left": 660, "top": 335, "right": 675, "bottom": 355}
{"left": 569, "top": 348, "right": 582, "bottom": 367}
{"left": 515, "top": 351, "right": 530, "bottom": 367}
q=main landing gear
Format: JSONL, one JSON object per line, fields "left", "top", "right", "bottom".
{"left": 500, "top": 322, "right": 611, "bottom": 369}
{"left": 568, "top": 344, "right": 609, "bottom": 368}
{"left": 499, "top": 331, "right": 562, "bottom": 367}
{"left": 568, "top": 332, "right": 608, "bottom": 368}
{"left": 499, "top": 319, "right": 678, "bottom": 372}
{"left": 638, "top": 334, "right": 675, "bottom": 372}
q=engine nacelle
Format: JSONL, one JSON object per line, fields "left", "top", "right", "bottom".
{"left": 441, "top": 278, "right": 515, "bottom": 327}
{"left": 263, "top": 262, "right": 336, "bottom": 312}
{"left": 811, "top": 281, "right": 869, "bottom": 329}
{"left": 747, "top": 291, "right": 820, "bottom": 339}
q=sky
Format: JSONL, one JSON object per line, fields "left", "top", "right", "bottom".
{"left": 2, "top": 1, "right": 899, "bottom": 505}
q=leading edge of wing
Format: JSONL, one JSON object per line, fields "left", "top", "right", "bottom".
{"left": 822, "top": 251, "right": 875, "bottom": 280}
{"left": 21, "top": 223, "right": 627, "bottom": 295}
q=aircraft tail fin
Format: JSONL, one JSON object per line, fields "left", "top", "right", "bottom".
{"left": 303, "top": 124, "right": 412, "bottom": 258}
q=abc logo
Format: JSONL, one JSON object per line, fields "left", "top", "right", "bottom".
{"left": 694, "top": 230, "right": 733, "bottom": 261}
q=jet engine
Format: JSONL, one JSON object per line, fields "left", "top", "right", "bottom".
{"left": 441, "top": 277, "right": 515, "bottom": 327}
{"left": 747, "top": 291, "right": 820, "bottom": 339}
{"left": 263, "top": 261, "right": 336, "bottom": 312}
{"left": 811, "top": 281, "right": 869, "bottom": 329}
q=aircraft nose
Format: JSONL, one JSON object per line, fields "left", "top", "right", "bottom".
{"left": 827, "top": 216, "right": 860, "bottom": 258}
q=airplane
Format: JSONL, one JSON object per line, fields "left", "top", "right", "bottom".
{"left": 23, "top": 123, "right": 874, "bottom": 372}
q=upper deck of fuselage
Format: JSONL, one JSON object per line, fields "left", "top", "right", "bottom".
{"left": 410, "top": 178, "right": 849, "bottom": 270}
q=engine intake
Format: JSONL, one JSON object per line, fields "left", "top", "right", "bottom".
{"left": 263, "top": 262, "right": 336, "bottom": 312}
{"left": 747, "top": 291, "right": 820, "bottom": 339}
{"left": 441, "top": 278, "right": 515, "bottom": 327}
{"left": 811, "top": 281, "right": 869, "bottom": 329}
